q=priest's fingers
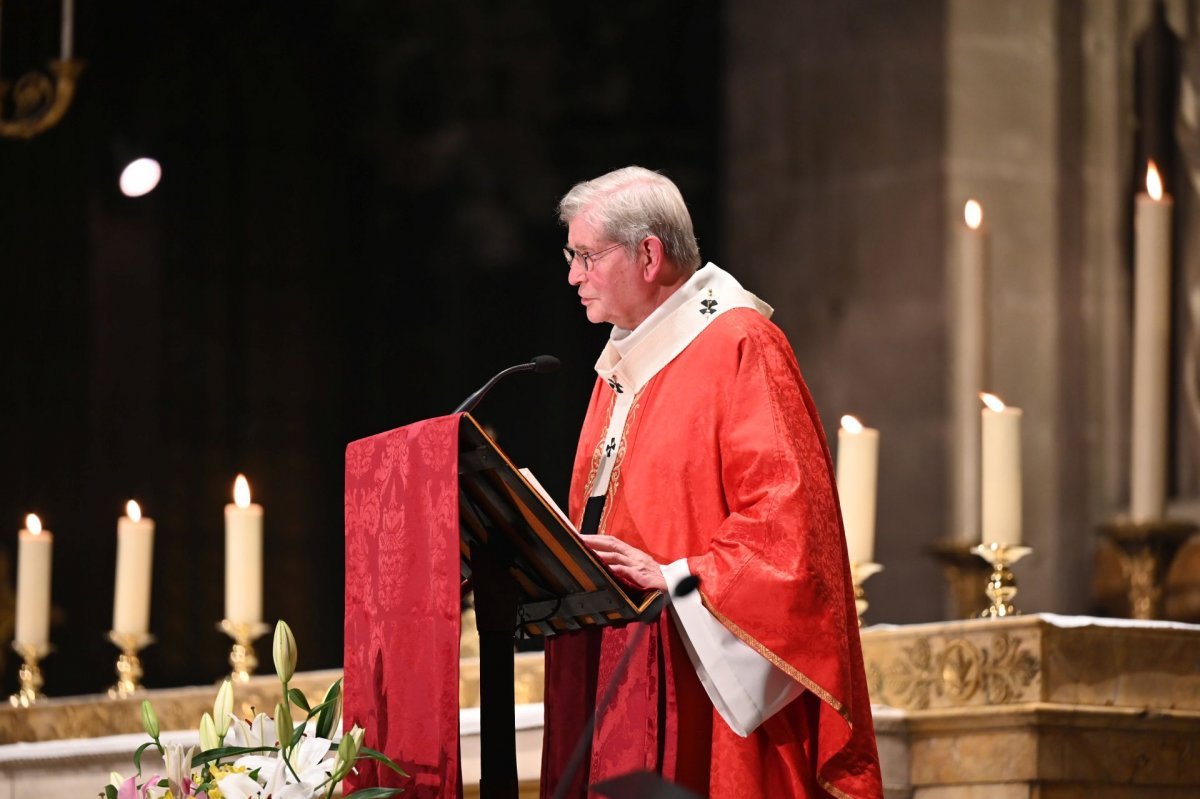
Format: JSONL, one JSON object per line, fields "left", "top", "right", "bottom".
{"left": 583, "top": 536, "right": 667, "bottom": 591}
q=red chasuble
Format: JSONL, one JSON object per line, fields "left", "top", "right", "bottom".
{"left": 542, "top": 308, "right": 882, "bottom": 799}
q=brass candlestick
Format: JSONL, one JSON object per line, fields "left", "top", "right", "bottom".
{"left": 1097, "top": 518, "right": 1196, "bottom": 620}
{"left": 851, "top": 561, "right": 884, "bottom": 626}
{"left": 971, "top": 542, "right": 1032, "bottom": 618}
{"left": 8, "top": 642, "right": 51, "bottom": 707}
{"left": 107, "top": 631, "right": 155, "bottom": 699}
{"left": 217, "top": 620, "right": 270, "bottom": 683}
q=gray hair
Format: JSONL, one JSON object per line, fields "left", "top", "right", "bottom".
{"left": 558, "top": 166, "right": 701, "bottom": 271}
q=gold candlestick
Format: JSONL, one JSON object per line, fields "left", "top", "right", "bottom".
{"left": 1097, "top": 518, "right": 1195, "bottom": 620}
{"left": 971, "top": 542, "right": 1032, "bottom": 618}
{"left": 851, "top": 561, "right": 884, "bottom": 626}
{"left": 8, "top": 642, "right": 51, "bottom": 707}
{"left": 107, "top": 631, "right": 155, "bottom": 699}
{"left": 217, "top": 619, "right": 270, "bottom": 683}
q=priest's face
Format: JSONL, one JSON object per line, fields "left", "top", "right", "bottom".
{"left": 566, "top": 213, "right": 654, "bottom": 329}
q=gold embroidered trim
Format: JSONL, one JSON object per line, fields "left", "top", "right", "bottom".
{"left": 699, "top": 590, "right": 851, "bottom": 724}
{"left": 577, "top": 391, "right": 617, "bottom": 529}
{"left": 819, "top": 776, "right": 854, "bottom": 799}
{"left": 598, "top": 389, "right": 641, "bottom": 536}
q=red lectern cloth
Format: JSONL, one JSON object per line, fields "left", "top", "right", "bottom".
{"left": 344, "top": 415, "right": 463, "bottom": 798}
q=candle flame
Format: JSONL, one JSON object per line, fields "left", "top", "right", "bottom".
{"left": 964, "top": 199, "right": 983, "bottom": 230}
{"left": 25, "top": 514, "right": 42, "bottom": 535}
{"left": 234, "top": 474, "right": 252, "bottom": 508}
{"left": 126, "top": 500, "right": 142, "bottom": 522}
{"left": 980, "top": 392, "right": 1006, "bottom": 412}
{"left": 840, "top": 414, "right": 864, "bottom": 434}
{"left": 1146, "top": 160, "right": 1163, "bottom": 201}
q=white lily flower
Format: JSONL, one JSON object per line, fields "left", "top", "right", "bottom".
{"left": 260, "top": 750, "right": 325, "bottom": 799}
{"left": 236, "top": 734, "right": 335, "bottom": 787}
{"left": 163, "top": 743, "right": 195, "bottom": 797}
{"left": 225, "top": 711, "right": 279, "bottom": 750}
{"left": 215, "top": 772, "right": 265, "bottom": 799}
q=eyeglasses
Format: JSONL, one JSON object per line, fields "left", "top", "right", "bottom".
{"left": 562, "top": 242, "right": 623, "bottom": 272}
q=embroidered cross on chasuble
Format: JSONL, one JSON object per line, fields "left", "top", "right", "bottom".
{"left": 542, "top": 264, "right": 883, "bottom": 798}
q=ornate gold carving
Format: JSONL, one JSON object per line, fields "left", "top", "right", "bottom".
{"left": 0, "top": 60, "right": 84, "bottom": 139}
{"left": 875, "top": 632, "right": 1039, "bottom": 710}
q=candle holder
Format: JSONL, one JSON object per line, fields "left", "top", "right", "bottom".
{"left": 928, "top": 539, "right": 994, "bottom": 618}
{"left": 970, "top": 542, "right": 1032, "bottom": 618}
{"left": 217, "top": 620, "right": 270, "bottom": 683}
{"left": 8, "top": 642, "right": 51, "bottom": 707}
{"left": 107, "top": 631, "right": 155, "bottom": 699}
{"left": 1097, "top": 518, "right": 1196, "bottom": 620}
{"left": 851, "top": 561, "right": 884, "bottom": 626}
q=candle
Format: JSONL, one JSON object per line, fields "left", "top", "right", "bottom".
{"left": 1130, "top": 160, "right": 1172, "bottom": 522}
{"left": 224, "top": 474, "right": 263, "bottom": 624}
{"left": 60, "top": 0, "right": 73, "bottom": 61}
{"left": 836, "top": 415, "right": 880, "bottom": 565}
{"left": 951, "top": 199, "right": 987, "bottom": 542}
{"left": 113, "top": 500, "right": 155, "bottom": 636}
{"left": 15, "top": 514, "right": 53, "bottom": 647}
{"left": 981, "top": 393, "right": 1023, "bottom": 545}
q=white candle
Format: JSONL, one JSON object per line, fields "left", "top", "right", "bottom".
{"left": 951, "top": 199, "right": 987, "bottom": 542}
{"left": 113, "top": 500, "right": 155, "bottom": 635}
{"left": 836, "top": 415, "right": 880, "bottom": 565}
{"left": 981, "top": 394, "right": 1023, "bottom": 545}
{"left": 15, "top": 514, "right": 53, "bottom": 647}
{"left": 1130, "top": 160, "right": 1172, "bottom": 522}
{"left": 224, "top": 474, "right": 263, "bottom": 624}
{"left": 60, "top": 0, "right": 73, "bottom": 61}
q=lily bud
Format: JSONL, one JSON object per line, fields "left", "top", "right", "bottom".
{"left": 275, "top": 701, "right": 293, "bottom": 750}
{"left": 140, "top": 699, "right": 160, "bottom": 739}
{"left": 334, "top": 726, "right": 361, "bottom": 780}
{"left": 213, "top": 679, "right": 234, "bottom": 738}
{"left": 273, "top": 620, "right": 297, "bottom": 684}
{"left": 199, "top": 712, "right": 221, "bottom": 751}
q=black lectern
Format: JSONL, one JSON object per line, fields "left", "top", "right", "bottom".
{"left": 457, "top": 414, "right": 663, "bottom": 799}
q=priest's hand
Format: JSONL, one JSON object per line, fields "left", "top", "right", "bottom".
{"left": 582, "top": 534, "right": 668, "bottom": 592}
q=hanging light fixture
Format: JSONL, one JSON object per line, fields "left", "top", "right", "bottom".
{"left": 0, "top": 0, "right": 84, "bottom": 139}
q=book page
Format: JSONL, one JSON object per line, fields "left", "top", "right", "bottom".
{"left": 519, "top": 467, "right": 578, "bottom": 535}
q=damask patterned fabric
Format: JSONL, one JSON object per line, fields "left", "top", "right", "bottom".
{"left": 344, "top": 416, "right": 463, "bottom": 798}
{"left": 543, "top": 308, "right": 882, "bottom": 799}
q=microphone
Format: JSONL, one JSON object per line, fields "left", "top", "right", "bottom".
{"left": 551, "top": 576, "right": 702, "bottom": 799}
{"left": 452, "top": 355, "right": 560, "bottom": 415}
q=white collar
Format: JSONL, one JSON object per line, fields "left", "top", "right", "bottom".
{"left": 595, "top": 263, "right": 772, "bottom": 395}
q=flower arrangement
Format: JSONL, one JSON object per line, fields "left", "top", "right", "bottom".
{"left": 103, "top": 620, "right": 406, "bottom": 799}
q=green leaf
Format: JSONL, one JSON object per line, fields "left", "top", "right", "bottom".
{"left": 132, "top": 741, "right": 154, "bottom": 774}
{"left": 315, "top": 678, "right": 343, "bottom": 740}
{"left": 190, "top": 744, "right": 278, "bottom": 767}
{"left": 104, "top": 786, "right": 118, "bottom": 799}
{"left": 248, "top": 767, "right": 260, "bottom": 781}
{"left": 343, "top": 789, "right": 404, "bottom": 799}
{"left": 288, "top": 687, "right": 311, "bottom": 714}
{"left": 358, "top": 746, "right": 408, "bottom": 777}
{"left": 157, "top": 779, "right": 169, "bottom": 787}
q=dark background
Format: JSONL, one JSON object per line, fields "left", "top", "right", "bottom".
{"left": 0, "top": 1, "right": 722, "bottom": 694}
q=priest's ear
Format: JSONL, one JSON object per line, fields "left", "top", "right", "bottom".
{"left": 637, "top": 235, "right": 670, "bottom": 284}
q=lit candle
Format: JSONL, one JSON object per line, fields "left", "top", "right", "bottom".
{"left": 224, "top": 474, "right": 263, "bottom": 624}
{"left": 1130, "top": 160, "right": 1172, "bottom": 522}
{"left": 60, "top": 0, "right": 73, "bottom": 61}
{"left": 113, "top": 500, "right": 155, "bottom": 636}
{"left": 15, "top": 514, "right": 53, "bottom": 648}
{"left": 951, "top": 199, "right": 987, "bottom": 542}
{"left": 836, "top": 415, "right": 880, "bottom": 565}
{"left": 981, "top": 393, "right": 1022, "bottom": 545}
